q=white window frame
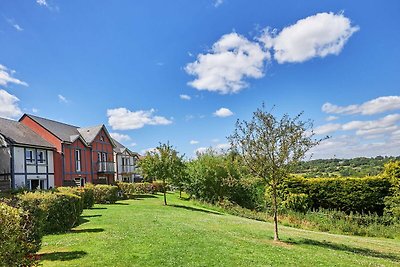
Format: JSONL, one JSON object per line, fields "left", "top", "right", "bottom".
{"left": 75, "top": 149, "right": 81, "bottom": 172}
{"left": 37, "top": 150, "right": 46, "bottom": 165}
{"left": 25, "top": 149, "right": 36, "bottom": 165}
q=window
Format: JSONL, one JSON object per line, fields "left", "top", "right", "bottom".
{"left": 74, "top": 177, "right": 85, "bottom": 187}
{"left": 100, "top": 136, "right": 104, "bottom": 142}
{"left": 25, "top": 149, "right": 35, "bottom": 164}
{"left": 102, "top": 152, "right": 107, "bottom": 162}
{"left": 30, "top": 179, "right": 45, "bottom": 190}
{"left": 75, "top": 150, "right": 81, "bottom": 172}
{"left": 98, "top": 152, "right": 102, "bottom": 162}
{"left": 37, "top": 150, "right": 46, "bottom": 164}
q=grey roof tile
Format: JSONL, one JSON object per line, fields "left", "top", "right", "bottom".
{"left": 0, "top": 117, "right": 55, "bottom": 148}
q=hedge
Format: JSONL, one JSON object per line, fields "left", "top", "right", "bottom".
{"left": 57, "top": 186, "right": 95, "bottom": 209}
{"left": 285, "top": 176, "right": 391, "bottom": 214}
{"left": 0, "top": 202, "right": 37, "bottom": 266}
{"left": 117, "top": 182, "right": 165, "bottom": 198}
{"left": 92, "top": 184, "right": 119, "bottom": 204}
{"left": 17, "top": 191, "right": 83, "bottom": 234}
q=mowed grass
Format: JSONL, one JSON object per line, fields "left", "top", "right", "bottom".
{"left": 39, "top": 193, "right": 400, "bottom": 267}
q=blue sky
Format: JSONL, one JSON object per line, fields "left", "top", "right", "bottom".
{"left": 1, "top": 0, "right": 399, "bottom": 158}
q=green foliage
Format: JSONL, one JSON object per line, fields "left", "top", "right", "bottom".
{"left": 17, "top": 192, "right": 83, "bottom": 234}
{"left": 56, "top": 185, "right": 95, "bottom": 209}
{"left": 117, "top": 182, "right": 164, "bottom": 197}
{"left": 0, "top": 202, "right": 37, "bottom": 267}
{"left": 186, "top": 150, "right": 265, "bottom": 210}
{"left": 139, "top": 142, "right": 184, "bottom": 205}
{"left": 383, "top": 161, "right": 400, "bottom": 218}
{"left": 285, "top": 176, "right": 391, "bottom": 214}
{"left": 281, "top": 193, "right": 313, "bottom": 213}
{"left": 92, "top": 184, "right": 119, "bottom": 204}
{"left": 293, "top": 156, "right": 399, "bottom": 178}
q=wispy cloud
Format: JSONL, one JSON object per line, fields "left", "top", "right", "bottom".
{"left": 36, "top": 0, "right": 48, "bottom": 7}
{"left": 190, "top": 140, "right": 199, "bottom": 145}
{"left": 58, "top": 94, "right": 68, "bottom": 103}
{"left": 214, "top": 0, "right": 223, "bottom": 7}
{"left": 0, "top": 64, "right": 28, "bottom": 87}
{"left": 110, "top": 132, "right": 131, "bottom": 143}
{"left": 179, "top": 94, "right": 191, "bottom": 100}
{"left": 322, "top": 96, "right": 400, "bottom": 115}
{"left": 107, "top": 107, "right": 172, "bottom": 130}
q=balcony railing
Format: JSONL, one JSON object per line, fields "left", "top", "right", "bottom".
{"left": 121, "top": 165, "right": 135, "bottom": 174}
{"left": 97, "top": 161, "right": 115, "bottom": 173}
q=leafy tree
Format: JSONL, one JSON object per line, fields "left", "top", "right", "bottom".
{"left": 384, "top": 161, "right": 400, "bottom": 218}
{"left": 139, "top": 143, "right": 184, "bottom": 205}
{"left": 229, "top": 105, "right": 322, "bottom": 241}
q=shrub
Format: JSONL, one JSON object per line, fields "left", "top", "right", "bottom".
{"left": 282, "top": 193, "right": 312, "bottom": 213}
{"left": 0, "top": 202, "right": 37, "bottom": 266}
{"left": 93, "top": 185, "right": 119, "bottom": 204}
{"left": 17, "top": 191, "right": 83, "bottom": 234}
{"left": 285, "top": 176, "right": 391, "bottom": 214}
{"left": 117, "top": 182, "right": 167, "bottom": 198}
{"left": 57, "top": 185, "right": 95, "bottom": 209}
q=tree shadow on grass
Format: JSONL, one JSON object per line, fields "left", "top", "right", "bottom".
{"left": 113, "top": 202, "right": 130, "bottom": 205}
{"left": 70, "top": 228, "right": 104, "bottom": 233}
{"left": 39, "top": 251, "right": 87, "bottom": 261}
{"left": 170, "top": 204, "right": 222, "bottom": 215}
{"left": 81, "top": 214, "right": 102, "bottom": 218}
{"left": 289, "top": 238, "right": 400, "bottom": 262}
{"left": 90, "top": 207, "right": 107, "bottom": 210}
{"left": 133, "top": 194, "right": 158, "bottom": 200}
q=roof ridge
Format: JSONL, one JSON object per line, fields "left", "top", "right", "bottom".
{"left": 26, "top": 114, "right": 80, "bottom": 128}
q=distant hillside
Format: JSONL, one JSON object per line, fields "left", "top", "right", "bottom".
{"left": 294, "top": 156, "right": 400, "bottom": 178}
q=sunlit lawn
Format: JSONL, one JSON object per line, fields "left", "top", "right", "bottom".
{"left": 39, "top": 193, "right": 400, "bottom": 266}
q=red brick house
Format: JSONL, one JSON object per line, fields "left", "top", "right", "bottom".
{"left": 19, "top": 114, "right": 116, "bottom": 186}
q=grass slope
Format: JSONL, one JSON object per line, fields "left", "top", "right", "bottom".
{"left": 39, "top": 193, "right": 400, "bottom": 266}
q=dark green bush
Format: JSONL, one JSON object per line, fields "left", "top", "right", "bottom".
{"left": 117, "top": 182, "right": 166, "bottom": 198}
{"left": 17, "top": 191, "right": 83, "bottom": 234}
{"left": 0, "top": 202, "right": 37, "bottom": 266}
{"left": 93, "top": 184, "right": 119, "bottom": 204}
{"left": 57, "top": 185, "right": 95, "bottom": 209}
{"left": 285, "top": 176, "right": 391, "bottom": 214}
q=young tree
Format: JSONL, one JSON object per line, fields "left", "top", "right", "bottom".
{"left": 139, "top": 142, "right": 184, "bottom": 205}
{"left": 228, "top": 105, "right": 322, "bottom": 241}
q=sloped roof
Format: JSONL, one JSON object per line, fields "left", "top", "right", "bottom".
{"left": 23, "top": 114, "right": 80, "bottom": 142}
{"left": 112, "top": 138, "right": 139, "bottom": 156}
{"left": 22, "top": 114, "right": 115, "bottom": 147}
{"left": 0, "top": 117, "right": 55, "bottom": 149}
{"left": 77, "top": 125, "right": 103, "bottom": 144}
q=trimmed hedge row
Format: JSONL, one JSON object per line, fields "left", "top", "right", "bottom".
{"left": 57, "top": 186, "right": 95, "bottom": 209}
{"left": 117, "top": 182, "right": 164, "bottom": 198}
{"left": 285, "top": 176, "right": 391, "bottom": 214}
{"left": 91, "top": 184, "right": 119, "bottom": 204}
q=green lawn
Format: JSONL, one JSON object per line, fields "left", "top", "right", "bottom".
{"left": 39, "top": 193, "right": 400, "bottom": 266}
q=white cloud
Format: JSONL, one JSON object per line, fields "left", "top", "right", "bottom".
{"left": 110, "top": 132, "right": 131, "bottom": 143}
{"left": 342, "top": 114, "right": 400, "bottom": 136}
{"left": 141, "top": 147, "right": 157, "bottom": 155}
{"left": 129, "top": 142, "right": 137, "bottom": 147}
{"left": 214, "top": 0, "right": 223, "bottom": 7}
{"left": 194, "top": 143, "right": 230, "bottom": 155}
{"left": 58, "top": 94, "right": 68, "bottom": 103}
{"left": 180, "top": 94, "right": 191, "bottom": 100}
{"left": 107, "top": 107, "right": 172, "bottom": 130}
{"left": 260, "top": 12, "right": 359, "bottom": 63}
{"left": 214, "top": 107, "right": 233, "bottom": 117}
{"left": 0, "top": 89, "right": 22, "bottom": 119}
{"left": 36, "top": 0, "right": 48, "bottom": 6}
{"left": 0, "top": 64, "right": 28, "bottom": 87}
{"left": 326, "top": 115, "right": 338, "bottom": 121}
{"left": 32, "top": 108, "right": 38, "bottom": 113}
{"left": 322, "top": 96, "right": 400, "bottom": 115}
{"left": 14, "top": 24, "right": 23, "bottom": 31}
{"left": 314, "top": 123, "right": 341, "bottom": 135}
{"left": 309, "top": 134, "right": 400, "bottom": 159}
{"left": 185, "top": 32, "right": 270, "bottom": 94}
{"left": 190, "top": 140, "right": 199, "bottom": 145}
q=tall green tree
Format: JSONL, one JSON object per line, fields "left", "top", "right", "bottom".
{"left": 139, "top": 142, "right": 184, "bottom": 205}
{"left": 228, "top": 105, "right": 322, "bottom": 241}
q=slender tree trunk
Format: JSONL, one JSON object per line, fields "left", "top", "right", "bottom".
{"left": 179, "top": 188, "right": 182, "bottom": 199}
{"left": 272, "top": 184, "right": 279, "bottom": 241}
{"left": 163, "top": 179, "right": 167, "bottom": 205}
